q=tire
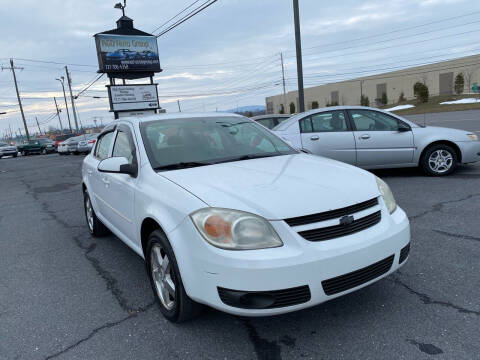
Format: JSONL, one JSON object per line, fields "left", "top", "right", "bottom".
{"left": 83, "top": 189, "right": 109, "bottom": 237}
{"left": 41, "top": 149, "right": 47, "bottom": 155}
{"left": 21, "top": 151, "right": 26, "bottom": 156}
{"left": 13, "top": 153, "right": 17, "bottom": 158}
{"left": 420, "top": 144, "right": 458, "bottom": 176}
{"left": 146, "top": 230, "right": 203, "bottom": 323}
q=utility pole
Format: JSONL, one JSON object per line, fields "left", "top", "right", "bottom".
{"left": 56, "top": 76, "right": 72, "bottom": 133}
{"left": 280, "top": 52, "right": 287, "bottom": 112}
{"left": 2, "top": 59, "right": 30, "bottom": 140}
{"left": 35, "top": 117, "right": 42, "bottom": 135}
{"left": 292, "top": 0, "right": 305, "bottom": 113}
{"left": 177, "top": 99, "right": 181, "bottom": 112}
{"left": 65, "top": 66, "right": 79, "bottom": 133}
{"left": 54, "top": 97, "right": 64, "bottom": 133}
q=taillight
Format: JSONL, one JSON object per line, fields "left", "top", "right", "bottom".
{"left": 88, "top": 139, "right": 96, "bottom": 144}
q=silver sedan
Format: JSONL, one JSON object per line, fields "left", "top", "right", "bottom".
{"left": 272, "top": 106, "right": 480, "bottom": 176}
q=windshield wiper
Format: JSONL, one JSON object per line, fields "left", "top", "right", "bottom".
{"left": 214, "top": 153, "right": 282, "bottom": 164}
{"left": 154, "top": 161, "right": 212, "bottom": 171}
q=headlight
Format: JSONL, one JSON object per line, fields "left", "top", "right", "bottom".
{"left": 467, "top": 133, "right": 478, "bottom": 141}
{"left": 190, "top": 208, "right": 283, "bottom": 250}
{"left": 376, "top": 176, "right": 397, "bottom": 214}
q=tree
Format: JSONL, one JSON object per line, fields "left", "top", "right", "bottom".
{"left": 360, "top": 95, "right": 369, "bottom": 106}
{"left": 289, "top": 102, "right": 296, "bottom": 114}
{"left": 454, "top": 73, "right": 465, "bottom": 95}
{"left": 414, "top": 82, "right": 429, "bottom": 103}
{"left": 279, "top": 104, "right": 285, "bottom": 114}
{"left": 381, "top": 92, "right": 388, "bottom": 105}
{"left": 398, "top": 92, "right": 406, "bottom": 102}
{"left": 311, "top": 101, "right": 319, "bottom": 109}
{"left": 464, "top": 68, "right": 476, "bottom": 92}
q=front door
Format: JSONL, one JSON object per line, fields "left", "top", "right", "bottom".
{"left": 101, "top": 125, "right": 137, "bottom": 243}
{"left": 348, "top": 109, "right": 414, "bottom": 167}
{"left": 299, "top": 110, "right": 356, "bottom": 165}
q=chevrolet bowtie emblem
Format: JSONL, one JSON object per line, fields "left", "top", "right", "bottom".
{"left": 339, "top": 215, "right": 354, "bottom": 226}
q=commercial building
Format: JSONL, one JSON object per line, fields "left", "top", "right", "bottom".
{"left": 265, "top": 54, "right": 480, "bottom": 114}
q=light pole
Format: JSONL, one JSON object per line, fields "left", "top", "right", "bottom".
{"left": 293, "top": 0, "right": 305, "bottom": 113}
{"left": 56, "top": 77, "right": 72, "bottom": 133}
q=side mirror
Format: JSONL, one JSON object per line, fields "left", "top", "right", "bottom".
{"left": 398, "top": 124, "right": 411, "bottom": 132}
{"left": 98, "top": 157, "right": 137, "bottom": 176}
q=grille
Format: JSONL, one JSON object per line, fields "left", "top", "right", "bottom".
{"left": 322, "top": 255, "right": 394, "bottom": 296}
{"left": 217, "top": 285, "right": 311, "bottom": 309}
{"left": 284, "top": 197, "right": 378, "bottom": 227}
{"left": 298, "top": 211, "right": 381, "bottom": 242}
{"left": 399, "top": 243, "right": 410, "bottom": 263}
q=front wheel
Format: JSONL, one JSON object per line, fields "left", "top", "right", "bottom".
{"left": 21, "top": 151, "right": 27, "bottom": 156}
{"left": 41, "top": 149, "right": 47, "bottom": 155}
{"left": 146, "top": 230, "right": 203, "bottom": 322}
{"left": 420, "top": 144, "right": 458, "bottom": 176}
{"left": 83, "top": 190, "right": 109, "bottom": 236}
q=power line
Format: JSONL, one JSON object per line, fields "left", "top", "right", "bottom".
{"left": 75, "top": 74, "right": 105, "bottom": 99}
{"left": 151, "top": 0, "right": 203, "bottom": 34}
{"left": 156, "top": 0, "right": 218, "bottom": 38}
{"left": 294, "top": 10, "right": 480, "bottom": 53}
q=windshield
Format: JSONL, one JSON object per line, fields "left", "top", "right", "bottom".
{"left": 140, "top": 116, "right": 298, "bottom": 170}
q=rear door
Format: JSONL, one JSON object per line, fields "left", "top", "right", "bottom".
{"left": 88, "top": 130, "right": 116, "bottom": 218}
{"left": 299, "top": 110, "right": 356, "bottom": 165}
{"left": 348, "top": 109, "right": 414, "bottom": 167}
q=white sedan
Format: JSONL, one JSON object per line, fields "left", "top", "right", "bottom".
{"left": 82, "top": 113, "right": 410, "bottom": 322}
{"left": 272, "top": 106, "right": 480, "bottom": 176}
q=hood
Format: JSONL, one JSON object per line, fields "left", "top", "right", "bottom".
{"left": 160, "top": 154, "right": 380, "bottom": 220}
{"left": 412, "top": 126, "right": 473, "bottom": 141}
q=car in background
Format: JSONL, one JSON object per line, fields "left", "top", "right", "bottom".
{"left": 272, "top": 106, "right": 480, "bottom": 176}
{"left": 139, "top": 50, "right": 157, "bottom": 59}
{"left": 54, "top": 134, "right": 75, "bottom": 148}
{"left": 57, "top": 137, "right": 75, "bottom": 155}
{"left": 77, "top": 133, "right": 99, "bottom": 154}
{"left": 37, "top": 138, "right": 56, "bottom": 154}
{"left": 252, "top": 114, "right": 291, "bottom": 129}
{"left": 0, "top": 142, "right": 17, "bottom": 158}
{"left": 17, "top": 139, "right": 50, "bottom": 156}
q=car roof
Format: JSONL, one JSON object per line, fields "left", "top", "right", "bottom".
{"left": 251, "top": 114, "right": 290, "bottom": 120}
{"left": 113, "top": 112, "right": 246, "bottom": 126}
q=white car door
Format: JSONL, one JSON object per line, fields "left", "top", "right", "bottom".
{"left": 299, "top": 110, "right": 357, "bottom": 165}
{"left": 89, "top": 130, "right": 116, "bottom": 218}
{"left": 348, "top": 109, "right": 414, "bottom": 167}
{"left": 100, "top": 124, "right": 137, "bottom": 243}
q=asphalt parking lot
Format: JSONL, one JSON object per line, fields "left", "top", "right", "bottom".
{"left": 1, "top": 147, "right": 480, "bottom": 359}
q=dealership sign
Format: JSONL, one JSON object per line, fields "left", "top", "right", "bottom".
{"left": 95, "top": 34, "right": 161, "bottom": 73}
{"left": 108, "top": 84, "right": 159, "bottom": 112}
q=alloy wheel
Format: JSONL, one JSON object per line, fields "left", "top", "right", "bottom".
{"left": 85, "top": 196, "right": 94, "bottom": 231}
{"left": 428, "top": 149, "right": 453, "bottom": 174}
{"left": 150, "top": 244, "right": 176, "bottom": 310}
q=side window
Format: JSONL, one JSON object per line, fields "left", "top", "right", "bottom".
{"left": 349, "top": 110, "right": 400, "bottom": 131}
{"left": 95, "top": 132, "right": 114, "bottom": 160}
{"left": 299, "top": 117, "right": 313, "bottom": 133}
{"left": 276, "top": 117, "right": 289, "bottom": 125}
{"left": 112, "top": 131, "right": 135, "bottom": 163}
{"left": 311, "top": 111, "right": 348, "bottom": 132}
{"left": 256, "top": 118, "right": 275, "bottom": 129}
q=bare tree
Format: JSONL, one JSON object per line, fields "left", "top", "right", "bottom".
{"left": 464, "top": 67, "right": 476, "bottom": 93}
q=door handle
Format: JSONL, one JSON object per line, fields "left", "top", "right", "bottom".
{"left": 87, "top": 169, "right": 93, "bottom": 175}
{"left": 310, "top": 135, "right": 320, "bottom": 141}
{"left": 102, "top": 177, "right": 110, "bottom": 186}
{"left": 360, "top": 134, "right": 371, "bottom": 140}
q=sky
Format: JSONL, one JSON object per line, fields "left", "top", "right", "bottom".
{"left": 1, "top": 0, "right": 480, "bottom": 136}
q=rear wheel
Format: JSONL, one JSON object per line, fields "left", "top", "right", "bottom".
{"left": 146, "top": 230, "right": 203, "bottom": 322}
{"left": 83, "top": 189, "right": 109, "bottom": 236}
{"left": 421, "top": 144, "right": 458, "bottom": 176}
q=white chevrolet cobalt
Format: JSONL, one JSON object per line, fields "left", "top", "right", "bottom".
{"left": 82, "top": 113, "right": 411, "bottom": 322}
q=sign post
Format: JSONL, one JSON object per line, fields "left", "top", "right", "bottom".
{"left": 94, "top": 15, "right": 163, "bottom": 119}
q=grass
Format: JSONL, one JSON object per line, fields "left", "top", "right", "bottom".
{"left": 379, "top": 94, "right": 480, "bottom": 115}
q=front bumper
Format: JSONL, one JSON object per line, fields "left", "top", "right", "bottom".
{"left": 0, "top": 150, "right": 17, "bottom": 156}
{"left": 458, "top": 140, "right": 480, "bottom": 163}
{"left": 167, "top": 202, "right": 410, "bottom": 316}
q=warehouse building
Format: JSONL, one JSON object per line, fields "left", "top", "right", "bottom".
{"left": 265, "top": 54, "right": 480, "bottom": 114}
